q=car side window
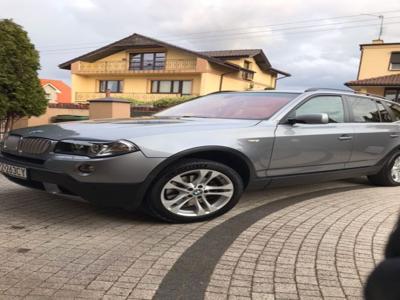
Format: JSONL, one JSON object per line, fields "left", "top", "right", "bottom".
{"left": 348, "top": 97, "right": 381, "bottom": 123}
{"left": 388, "top": 103, "right": 400, "bottom": 121}
{"left": 376, "top": 101, "right": 393, "bottom": 122}
{"left": 295, "top": 96, "right": 344, "bottom": 123}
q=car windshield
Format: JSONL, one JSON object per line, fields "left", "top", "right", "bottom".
{"left": 156, "top": 92, "right": 300, "bottom": 120}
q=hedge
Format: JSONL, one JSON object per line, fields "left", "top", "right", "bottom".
{"left": 129, "top": 96, "right": 196, "bottom": 108}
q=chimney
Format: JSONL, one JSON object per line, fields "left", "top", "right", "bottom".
{"left": 372, "top": 39, "right": 384, "bottom": 44}
{"left": 105, "top": 89, "right": 111, "bottom": 98}
{"left": 88, "top": 95, "right": 131, "bottom": 120}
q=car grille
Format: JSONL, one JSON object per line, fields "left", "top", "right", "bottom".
{"left": 19, "top": 138, "right": 52, "bottom": 155}
{"left": 2, "top": 135, "right": 52, "bottom": 156}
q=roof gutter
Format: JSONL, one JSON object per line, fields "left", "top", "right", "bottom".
{"left": 276, "top": 74, "right": 290, "bottom": 81}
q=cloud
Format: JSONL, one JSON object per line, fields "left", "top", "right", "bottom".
{"left": 1, "top": 0, "right": 399, "bottom": 89}
{"left": 66, "top": 0, "right": 97, "bottom": 11}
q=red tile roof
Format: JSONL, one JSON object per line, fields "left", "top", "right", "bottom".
{"left": 40, "top": 79, "right": 71, "bottom": 103}
{"left": 345, "top": 74, "right": 400, "bottom": 86}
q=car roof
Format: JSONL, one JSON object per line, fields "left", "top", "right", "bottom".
{"left": 217, "top": 88, "right": 397, "bottom": 105}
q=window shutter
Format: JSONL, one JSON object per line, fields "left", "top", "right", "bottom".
{"left": 390, "top": 52, "right": 400, "bottom": 64}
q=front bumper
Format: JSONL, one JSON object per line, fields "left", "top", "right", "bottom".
{"left": 0, "top": 151, "right": 164, "bottom": 210}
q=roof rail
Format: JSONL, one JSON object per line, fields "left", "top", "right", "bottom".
{"left": 304, "top": 87, "right": 388, "bottom": 100}
{"left": 304, "top": 87, "right": 354, "bottom": 93}
{"left": 353, "top": 91, "right": 387, "bottom": 100}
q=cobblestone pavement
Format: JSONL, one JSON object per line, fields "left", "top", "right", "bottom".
{"left": 0, "top": 175, "right": 398, "bottom": 300}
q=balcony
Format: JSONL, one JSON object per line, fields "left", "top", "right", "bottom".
{"left": 74, "top": 59, "right": 198, "bottom": 75}
{"left": 75, "top": 92, "right": 198, "bottom": 103}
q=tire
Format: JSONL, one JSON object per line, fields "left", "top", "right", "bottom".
{"left": 368, "top": 151, "right": 400, "bottom": 186}
{"left": 143, "top": 159, "right": 244, "bottom": 223}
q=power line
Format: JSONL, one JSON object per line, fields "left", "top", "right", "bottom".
{"left": 39, "top": 17, "right": 400, "bottom": 54}
{"left": 156, "top": 9, "right": 400, "bottom": 39}
{"left": 40, "top": 20, "right": 400, "bottom": 56}
{"left": 182, "top": 20, "right": 400, "bottom": 44}
{"left": 164, "top": 16, "right": 400, "bottom": 43}
{"left": 37, "top": 8, "right": 400, "bottom": 50}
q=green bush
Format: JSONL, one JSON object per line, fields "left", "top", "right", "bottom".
{"left": 128, "top": 96, "right": 196, "bottom": 108}
{"left": 153, "top": 96, "right": 195, "bottom": 108}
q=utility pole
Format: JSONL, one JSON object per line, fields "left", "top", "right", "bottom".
{"left": 361, "top": 13, "right": 384, "bottom": 40}
{"left": 378, "top": 15, "right": 384, "bottom": 40}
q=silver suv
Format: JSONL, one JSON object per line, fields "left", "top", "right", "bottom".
{"left": 1, "top": 89, "right": 400, "bottom": 222}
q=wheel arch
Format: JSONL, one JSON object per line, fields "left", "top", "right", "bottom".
{"left": 143, "top": 146, "right": 255, "bottom": 194}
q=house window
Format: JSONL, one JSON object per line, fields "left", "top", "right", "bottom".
{"left": 389, "top": 52, "right": 400, "bottom": 70}
{"left": 99, "top": 80, "right": 123, "bottom": 93}
{"left": 129, "top": 52, "right": 166, "bottom": 70}
{"left": 151, "top": 80, "right": 192, "bottom": 95}
{"left": 242, "top": 61, "right": 254, "bottom": 80}
{"left": 385, "top": 88, "right": 400, "bottom": 102}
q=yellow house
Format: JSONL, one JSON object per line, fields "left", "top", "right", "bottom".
{"left": 59, "top": 33, "right": 290, "bottom": 103}
{"left": 345, "top": 39, "right": 400, "bottom": 102}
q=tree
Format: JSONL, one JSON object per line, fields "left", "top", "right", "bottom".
{"left": 0, "top": 19, "right": 47, "bottom": 136}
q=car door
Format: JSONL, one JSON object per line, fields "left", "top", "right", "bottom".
{"left": 268, "top": 95, "right": 354, "bottom": 176}
{"left": 345, "top": 96, "right": 400, "bottom": 168}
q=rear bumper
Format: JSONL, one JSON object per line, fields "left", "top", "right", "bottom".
{"left": 0, "top": 153, "right": 151, "bottom": 210}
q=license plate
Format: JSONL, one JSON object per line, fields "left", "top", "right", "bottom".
{"left": 0, "top": 163, "right": 27, "bottom": 180}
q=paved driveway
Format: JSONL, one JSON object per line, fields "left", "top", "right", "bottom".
{"left": 0, "top": 175, "right": 398, "bottom": 300}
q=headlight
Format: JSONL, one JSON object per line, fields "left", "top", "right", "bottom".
{"left": 54, "top": 140, "right": 139, "bottom": 158}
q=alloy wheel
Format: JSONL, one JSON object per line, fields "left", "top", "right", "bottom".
{"left": 392, "top": 156, "right": 400, "bottom": 183}
{"left": 160, "top": 169, "right": 234, "bottom": 217}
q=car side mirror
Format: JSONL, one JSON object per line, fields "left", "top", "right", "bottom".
{"left": 288, "top": 113, "right": 329, "bottom": 125}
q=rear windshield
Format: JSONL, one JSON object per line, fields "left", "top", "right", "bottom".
{"left": 156, "top": 92, "right": 300, "bottom": 120}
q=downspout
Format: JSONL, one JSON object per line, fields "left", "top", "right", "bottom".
{"left": 219, "top": 70, "right": 238, "bottom": 91}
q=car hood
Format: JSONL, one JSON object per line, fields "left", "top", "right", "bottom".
{"left": 10, "top": 117, "right": 261, "bottom": 141}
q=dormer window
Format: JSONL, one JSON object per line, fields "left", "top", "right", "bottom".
{"left": 389, "top": 52, "right": 400, "bottom": 70}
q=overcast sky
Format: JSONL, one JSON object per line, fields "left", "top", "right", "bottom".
{"left": 1, "top": 0, "right": 400, "bottom": 89}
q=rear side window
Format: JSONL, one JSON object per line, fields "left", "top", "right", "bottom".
{"left": 388, "top": 103, "right": 400, "bottom": 121}
{"left": 348, "top": 97, "right": 381, "bottom": 122}
{"left": 295, "top": 96, "right": 344, "bottom": 123}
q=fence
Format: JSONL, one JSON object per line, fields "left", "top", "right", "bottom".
{"left": 12, "top": 104, "right": 89, "bottom": 129}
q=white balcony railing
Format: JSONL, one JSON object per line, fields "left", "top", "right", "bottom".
{"left": 75, "top": 92, "right": 197, "bottom": 103}
{"left": 76, "top": 59, "right": 198, "bottom": 74}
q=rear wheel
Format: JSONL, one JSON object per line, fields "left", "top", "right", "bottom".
{"left": 144, "top": 159, "right": 244, "bottom": 223}
{"left": 368, "top": 151, "right": 400, "bottom": 186}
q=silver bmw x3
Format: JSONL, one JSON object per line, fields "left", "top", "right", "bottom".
{"left": 1, "top": 89, "right": 400, "bottom": 222}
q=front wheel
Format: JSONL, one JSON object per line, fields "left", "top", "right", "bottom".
{"left": 144, "top": 159, "right": 244, "bottom": 223}
{"left": 368, "top": 151, "right": 400, "bottom": 186}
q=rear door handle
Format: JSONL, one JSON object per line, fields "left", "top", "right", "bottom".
{"left": 338, "top": 135, "right": 353, "bottom": 141}
{"left": 390, "top": 134, "right": 400, "bottom": 138}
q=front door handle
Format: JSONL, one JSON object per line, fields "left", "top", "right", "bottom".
{"left": 390, "top": 134, "right": 400, "bottom": 138}
{"left": 338, "top": 135, "right": 353, "bottom": 141}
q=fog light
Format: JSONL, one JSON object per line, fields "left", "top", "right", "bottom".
{"left": 78, "top": 164, "right": 95, "bottom": 174}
